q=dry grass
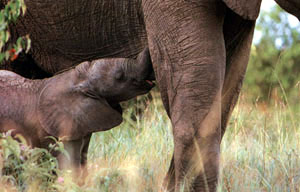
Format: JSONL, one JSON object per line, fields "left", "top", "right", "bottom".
{"left": 0, "top": 92, "right": 299, "bottom": 192}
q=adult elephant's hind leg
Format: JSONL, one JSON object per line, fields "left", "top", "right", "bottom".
{"left": 142, "top": 0, "right": 226, "bottom": 191}
{"left": 221, "top": 10, "right": 256, "bottom": 137}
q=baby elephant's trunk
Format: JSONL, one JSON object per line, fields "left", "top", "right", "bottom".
{"left": 127, "top": 47, "right": 154, "bottom": 81}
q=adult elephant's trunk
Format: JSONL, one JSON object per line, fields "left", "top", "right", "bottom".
{"left": 142, "top": 0, "right": 226, "bottom": 191}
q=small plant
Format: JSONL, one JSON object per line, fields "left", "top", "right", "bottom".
{"left": 0, "top": 132, "right": 66, "bottom": 191}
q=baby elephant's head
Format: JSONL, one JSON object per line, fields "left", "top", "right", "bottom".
{"left": 76, "top": 48, "right": 155, "bottom": 102}
{"left": 38, "top": 48, "right": 155, "bottom": 141}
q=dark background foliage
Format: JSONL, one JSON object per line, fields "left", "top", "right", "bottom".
{"left": 0, "top": 0, "right": 29, "bottom": 63}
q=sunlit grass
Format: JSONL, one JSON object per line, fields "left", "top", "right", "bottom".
{"left": 1, "top": 91, "right": 299, "bottom": 191}
{"left": 86, "top": 93, "right": 173, "bottom": 192}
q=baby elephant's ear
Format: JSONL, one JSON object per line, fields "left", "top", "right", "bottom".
{"left": 38, "top": 78, "right": 122, "bottom": 141}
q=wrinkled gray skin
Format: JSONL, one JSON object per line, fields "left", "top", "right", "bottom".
{"left": 0, "top": 0, "right": 299, "bottom": 191}
{"left": 0, "top": 48, "right": 154, "bottom": 173}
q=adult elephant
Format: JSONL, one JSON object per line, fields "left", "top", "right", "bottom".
{"left": 1, "top": 0, "right": 299, "bottom": 191}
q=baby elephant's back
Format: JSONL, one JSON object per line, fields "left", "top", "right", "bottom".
{"left": 0, "top": 70, "right": 27, "bottom": 88}
{"left": 0, "top": 70, "right": 28, "bottom": 111}
{"left": 0, "top": 70, "right": 38, "bottom": 135}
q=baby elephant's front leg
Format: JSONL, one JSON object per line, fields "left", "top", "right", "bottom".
{"left": 57, "top": 134, "right": 91, "bottom": 182}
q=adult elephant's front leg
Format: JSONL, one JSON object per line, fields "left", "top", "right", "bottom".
{"left": 142, "top": 0, "right": 226, "bottom": 191}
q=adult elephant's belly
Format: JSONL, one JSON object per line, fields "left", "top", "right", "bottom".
{"left": 15, "top": 0, "right": 147, "bottom": 74}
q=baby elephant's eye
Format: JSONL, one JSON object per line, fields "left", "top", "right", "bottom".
{"left": 115, "top": 70, "right": 124, "bottom": 81}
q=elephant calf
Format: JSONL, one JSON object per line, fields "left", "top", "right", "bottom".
{"left": 0, "top": 48, "right": 154, "bottom": 169}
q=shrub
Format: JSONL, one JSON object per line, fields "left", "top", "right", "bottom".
{"left": 244, "top": 6, "right": 300, "bottom": 104}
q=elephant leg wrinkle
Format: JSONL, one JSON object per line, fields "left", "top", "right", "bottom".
{"left": 143, "top": 0, "right": 226, "bottom": 191}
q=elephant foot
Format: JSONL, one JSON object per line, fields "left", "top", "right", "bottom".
{"left": 162, "top": 157, "right": 176, "bottom": 192}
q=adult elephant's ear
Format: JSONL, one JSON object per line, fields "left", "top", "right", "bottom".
{"left": 38, "top": 77, "right": 122, "bottom": 141}
{"left": 223, "top": 0, "right": 262, "bottom": 20}
{"left": 274, "top": 0, "right": 300, "bottom": 21}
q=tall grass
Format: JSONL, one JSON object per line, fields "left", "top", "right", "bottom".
{"left": 0, "top": 91, "right": 299, "bottom": 191}
{"left": 219, "top": 95, "right": 300, "bottom": 192}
